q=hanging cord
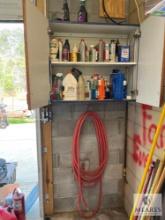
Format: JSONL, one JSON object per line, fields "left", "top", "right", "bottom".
{"left": 134, "top": 0, "right": 142, "bottom": 24}
{"left": 102, "top": 0, "right": 127, "bottom": 25}
{"left": 72, "top": 112, "right": 109, "bottom": 218}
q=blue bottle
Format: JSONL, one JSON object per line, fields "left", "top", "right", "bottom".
{"left": 111, "top": 70, "right": 127, "bottom": 100}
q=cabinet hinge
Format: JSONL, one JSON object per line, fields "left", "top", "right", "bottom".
{"left": 40, "top": 106, "right": 53, "bottom": 123}
{"left": 134, "top": 29, "right": 141, "bottom": 38}
{"left": 45, "top": 193, "right": 49, "bottom": 201}
{"left": 42, "top": 146, "right": 47, "bottom": 153}
{"left": 131, "top": 89, "right": 139, "bottom": 97}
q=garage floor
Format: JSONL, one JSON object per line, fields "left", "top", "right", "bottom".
{"left": 51, "top": 208, "right": 128, "bottom": 220}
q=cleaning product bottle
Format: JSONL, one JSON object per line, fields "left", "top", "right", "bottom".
{"left": 13, "top": 188, "right": 25, "bottom": 220}
{"left": 63, "top": 73, "right": 78, "bottom": 100}
{"left": 98, "top": 40, "right": 104, "bottom": 62}
{"left": 63, "top": 0, "right": 70, "bottom": 21}
{"left": 58, "top": 39, "right": 63, "bottom": 62}
{"left": 62, "top": 39, "right": 70, "bottom": 61}
{"left": 78, "top": 0, "right": 88, "bottom": 23}
{"left": 71, "top": 44, "right": 78, "bottom": 62}
{"left": 79, "top": 39, "right": 86, "bottom": 62}
{"left": 110, "top": 40, "right": 116, "bottom": 62}
{"left": 78, "top": 74, "right": 85, "bottom": 100}
{"left": 98, "top": 78, "right": 105, "bottom": 100}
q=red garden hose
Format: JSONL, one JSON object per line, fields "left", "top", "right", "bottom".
{"left": 72, "top": 112, "right": 109, "bottom": 218}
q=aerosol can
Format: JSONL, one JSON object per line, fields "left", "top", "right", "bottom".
{"left": 13, "top": 188, "right": 25, "bottom": 220}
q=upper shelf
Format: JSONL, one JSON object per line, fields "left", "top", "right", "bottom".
{"left": 49, "top": 21, "right": 139, "bottom": 35}
{"left": 51, "top": 61, "right": 137, "bottom": 66}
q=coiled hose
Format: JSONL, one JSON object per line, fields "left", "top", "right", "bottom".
{"left": 72, "top": 112, "right": 109, "bottom": 218}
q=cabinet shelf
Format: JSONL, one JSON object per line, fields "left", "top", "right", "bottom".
{"left": 51, "top": 99, "right": 136, "bottom": 104}
{"left": 51, "top": 61, "right": 137, "bottom": 66}
{"left": 49, "top": 21, "right": 139, "bottom": 35}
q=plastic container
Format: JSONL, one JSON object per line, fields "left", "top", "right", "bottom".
{"left": 111, "top": 70, "right": 127, "bottom": 100}
{"left": 118, "top": 46, "right": 130, "bottom": 62}
{"left": 63, "top": 0, "right": 70, "bottom": 21}
{"left": 78, "top": 0, "right": 88, "bottom": 23}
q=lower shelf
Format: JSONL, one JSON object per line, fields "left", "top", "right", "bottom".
{"left": 51, "top": 99, "right": 136, "bottom": 104}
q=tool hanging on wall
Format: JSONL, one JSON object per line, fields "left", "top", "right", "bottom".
{"left": 129, "top": 103, "right": 165, "bottom": 220}
{"left": 100, "top": 0, "right": 126, "bottom": 24}
{"left": 72, "top": 112, "right": 109, "bottom": 218}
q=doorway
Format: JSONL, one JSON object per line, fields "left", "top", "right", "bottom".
{"left": 0, "top": 22, "right": 41, "bottom": 220}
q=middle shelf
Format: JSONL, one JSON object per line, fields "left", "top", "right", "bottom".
{"left": 51, "top": 61, "right": 137, "bottom": 66}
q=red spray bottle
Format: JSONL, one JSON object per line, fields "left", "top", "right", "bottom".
{"left": 13, "top": 188, "right": 25, "bottom": 220}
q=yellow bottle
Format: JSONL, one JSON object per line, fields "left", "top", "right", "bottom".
{"left": 71, "top": 44, "right": 78, "bottom": 62}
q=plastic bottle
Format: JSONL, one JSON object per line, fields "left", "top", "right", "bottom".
{"left": 62, "top": 39, "right": 70, "bottom": 61}
{"left": 78, "top": 74, "right": 85, "bottom": 100}
{"left": 98, "top": 78, "right": 105, "bottom": 100}
{"left": 98, "top": 40, "right": 104, "bottom": 62}
{"left": 115, "top": 39, "right": 120, "bottom": 62}
{"left": 58, "top": 39, "right": 63, "bottom": 62}
{"left": 105, "top": 43, "right": 110, "bottom": 62}
{"left": 89, "top": 45, "right": 95, "bottom": 62}
{"left": 79, "top": 39, "right": 86, "bottom": 62}
{"left": 105, "top": 80, "right": 111, "bottom": 99}
{"left": 85, "top": 80, "right": 91, "bottom": 100}
{"left": 71, "top": 44, "right": 78, "bottom": 62}
{"left": 63, "top": 0, "right": 70, "bottom": 21}
{"left": 78, "top": 0, "right": 88, "bottom": 23}
{"left": 110, "top": 40, "right": 116, "bottom": 62}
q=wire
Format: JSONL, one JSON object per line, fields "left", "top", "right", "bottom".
{"left": 72, "top": 111, "right": 109, "bottom": 218}
{"left": 134, "top": 0, "right": 142, "bottom": 24}
{"left": 102, "top": 0, "right": 127, "bottom": 25}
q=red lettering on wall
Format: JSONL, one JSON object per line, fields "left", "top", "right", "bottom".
{"left": 132, "top": 104, "right": 165, "bottom": 167}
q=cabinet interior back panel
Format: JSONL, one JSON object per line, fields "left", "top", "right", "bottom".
{"left": 137, "top": 16, "right": 165, "bottom": 107}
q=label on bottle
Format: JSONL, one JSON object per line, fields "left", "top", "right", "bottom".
{"left": 78, "top": 15, "right": 86, "bottom": 22}
{"left": 62, "top": 48, "right": 69, "bottom": 61}
{"left": 14, "top": 200, "right": 23, "bottom": 212}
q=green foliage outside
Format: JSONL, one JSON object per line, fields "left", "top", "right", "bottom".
{"left": 0, "top": 27, "right": 26, "bottom": 97}
{"left": 8, "top": 117, "right": 35, "bottom": 124}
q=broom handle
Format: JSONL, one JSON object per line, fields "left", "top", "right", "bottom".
{"left": 129, "top": 104, "right": 165, "bottom": 220}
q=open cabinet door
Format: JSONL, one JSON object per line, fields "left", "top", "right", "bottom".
{"left": 23, "top": 0, "right": 50, "bottom": 110}
{"left": 137, "top": 16, "right": 165, "bottom": 107}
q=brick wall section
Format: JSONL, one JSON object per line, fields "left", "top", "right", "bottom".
{"left": 52, "top": 102, "right": 126, "bottom": 212}
{"left": 124, "top": 103, "right": 165, "bottom": 215}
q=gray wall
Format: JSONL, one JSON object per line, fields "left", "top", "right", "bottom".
{"left": 52, "top": 102, "right": 126, "bottom": 212}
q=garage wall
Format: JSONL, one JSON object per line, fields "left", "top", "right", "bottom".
{"left": 125, "top": 103, "right": 165, "bottom": 215}
{"left": 52, "top": 102, "right": 126, "bottom": 212}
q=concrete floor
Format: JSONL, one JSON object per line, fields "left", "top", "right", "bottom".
{"left": 51, "top": 208, "right": 128, "bottom": 220}
{"left": 0, "top": 123, "right": 41, "bottom": 219}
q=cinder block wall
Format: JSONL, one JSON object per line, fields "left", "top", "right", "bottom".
{"left": 124, "top": 103, "right": 165, "bottom": 215}
{"left": 52, "top": 102, "right": 126, "bottom": 212}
